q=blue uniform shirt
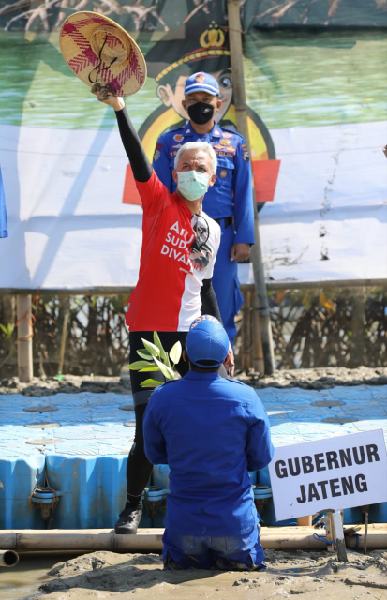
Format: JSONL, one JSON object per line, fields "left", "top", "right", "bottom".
{"left": 153, "top": 123, "right": 255, "bottom": 245}
{"left": 143, "top": 371, "right": 274, "bottom": 537}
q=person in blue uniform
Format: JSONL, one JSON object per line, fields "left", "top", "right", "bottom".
{"left": 153, "top": 72, "right": 255, "bottom": 342}
{"left": 143, "top": 315, "right": 274, "bottom": 570}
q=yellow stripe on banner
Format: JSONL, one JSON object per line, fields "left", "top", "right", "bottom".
{"left": 223, "top": 106, "right": 270, "bottom": 161}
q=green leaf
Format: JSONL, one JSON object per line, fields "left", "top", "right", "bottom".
{"left": 136, "top": 350, "right": 153, "bottom": 361}
{"left": 140, "top": 378, "right": 162, "bottom": 389}
{"left": 154, "top": 357, "right": 175, "bottom": 381}
{"left": 0, "top": 323, "right": 14, "bottom": 338}
{"left": 128, "top": 360, "right": 154, "bottom": 371}
{"left": 141, "top": 338, "right": 160, "bottom": 358}
{"left": 139, "top": 365, "right": 160, "bottom": 372}
{"left": 153, "top": 331, "right": 170, "bottom": 366}
{"left": 170, "top": 341, "right": 182, "bottom": 366}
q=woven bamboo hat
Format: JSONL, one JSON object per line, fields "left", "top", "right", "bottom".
{"left": 59, "top": 11, "right": 146, "bottom": 96}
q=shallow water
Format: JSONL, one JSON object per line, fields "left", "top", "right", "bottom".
{"left": 0, "top": 554, "right": 74, "bottom": 600}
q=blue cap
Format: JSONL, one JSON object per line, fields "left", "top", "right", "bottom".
{"left": 186, "top": 315, "right": 230, "bottom": 368}
{"left": 184, "top": 72, "right": 219, "bottom": 97}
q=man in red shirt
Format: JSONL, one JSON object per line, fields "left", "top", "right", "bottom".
{"left": 93, "top": 84, "right": 223, "bottom": 534}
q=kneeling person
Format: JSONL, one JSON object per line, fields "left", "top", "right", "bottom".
{"left": 143, "top": 316, "right": 274, "bottom": 570}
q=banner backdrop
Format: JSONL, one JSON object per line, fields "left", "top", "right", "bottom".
{"left": 0, "top": 1, "right": 386, "bottom": 290}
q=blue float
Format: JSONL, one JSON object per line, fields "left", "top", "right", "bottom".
{"left": 0, "top": 385, "right": 386, "bottom": 529}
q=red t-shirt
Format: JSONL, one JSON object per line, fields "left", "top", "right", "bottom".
{"left": 126, "top": 172, "right": 220, "bottom": 332}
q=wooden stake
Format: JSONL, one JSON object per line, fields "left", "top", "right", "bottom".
{"left": 350, "top": 287, "right": 366, "bottom": 366}
{"left": 297, "top": 516, "right": 312, "bottom": 527}
{"left": 16, "top": 294, "right": 33, "bottom": 382}
{"left": 58, "top": 296, "right": 70, "bottom": 375}
{"left": 253, "top": 294, "right": 265, "bottom": 374}
{"left": 227, "top": 0, "right": 275, "bottom": 374}
{"left": 331, "top": 510, "right": 348, "bottom": 562}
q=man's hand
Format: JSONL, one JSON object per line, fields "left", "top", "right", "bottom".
{"left": 91, "top": 83, "right": 125, "bottom": 112}
{"left": 231, "top": 243, "right": 250, "bottom": 263}
{"left": 383, "top": 145, "right": 387, "bottom": 158}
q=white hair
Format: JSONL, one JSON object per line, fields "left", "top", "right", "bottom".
{"left": 174, "top": 141, "right": 217, "bottom": 173}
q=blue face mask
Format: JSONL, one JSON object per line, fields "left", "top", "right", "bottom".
{"left": 176, "top": 171, "right": 210, "bottom": 201}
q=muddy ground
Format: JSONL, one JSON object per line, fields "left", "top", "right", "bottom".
{"left": 27, "top": 548, "right": 387, "bottom": 600}
{"left": 2, "top": 367, "right": 386, "bottom": 599}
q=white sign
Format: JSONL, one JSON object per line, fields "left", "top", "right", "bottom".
{"left": 269, "top": 429, "right": 387, "bottom": 521}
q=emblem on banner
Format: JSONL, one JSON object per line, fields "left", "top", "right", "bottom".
{"left": 200, "top": 23, "right": 225, "bottom": 49}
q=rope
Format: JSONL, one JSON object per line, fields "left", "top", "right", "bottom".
{"left": 313, "top": 533, "right": 333, "bottom": 546}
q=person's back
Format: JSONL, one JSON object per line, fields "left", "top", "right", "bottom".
{"left": 146, "top": 373, "right": 272, "bottom": 536}
{"left": 144, "top": 316, "right": 274, "bottom": 570}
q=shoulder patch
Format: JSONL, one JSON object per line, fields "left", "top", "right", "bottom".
{"left": 221, "top": 126, "right": 245, "bottom": 142}
{"left": 158, "top": 124, "right": 184, "bottom": 141}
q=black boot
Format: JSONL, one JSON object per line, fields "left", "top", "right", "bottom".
{"left": 114, "top": 498, "right": 142, "bottom": 534}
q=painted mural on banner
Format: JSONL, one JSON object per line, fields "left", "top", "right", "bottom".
{"left": 0, "top": 0, "right": 386, "bottom": 289}
{"left": 269, "top": 429, "right": 387, "bottom": 521}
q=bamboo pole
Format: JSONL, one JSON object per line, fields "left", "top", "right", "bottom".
{"left": 0, "top": 525, "right": 386, "bottom": 553}
{"left": 227, "top": 0, "right": 275, "bottom": 375}
{"left": 329, "top": 510, "right": 348, "bottom": 562}
{"left": 242, "top": 289, "right": 253, "bottom": 372}
{"left": 0, "top": 549, "right": 19, "bottom": 567}
{"left": 252, "top": 295, "right": 265, "bottom": 373}
{"left": 350, "top": 287, "right": 366, "bottom": 367}
{"left": 297, "top": 516, "right": 312, "bottom": 527}
{"left": 16, "top": 294, "right": 33, "bottom": 382}
{"left": 58, "top": 296, "right": 70, "bottom": 374}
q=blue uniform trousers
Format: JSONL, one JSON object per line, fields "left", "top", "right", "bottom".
{"left": 163, "top": 525, "right": 265, "bottom": 571}
{"left": 212, "top": 223, "right": 244, "bottom": 342}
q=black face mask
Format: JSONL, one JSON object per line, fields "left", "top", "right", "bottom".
{"left": 187, "top": 102, "right": 215, "bottom": 125}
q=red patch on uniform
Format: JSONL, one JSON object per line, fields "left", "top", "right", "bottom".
{"left": 173, "top": 134, "right": 184, "bottom": 142}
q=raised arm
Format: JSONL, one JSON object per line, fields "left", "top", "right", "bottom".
{"left": 92, "top": 85, "right": 152, "bottom": 182}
